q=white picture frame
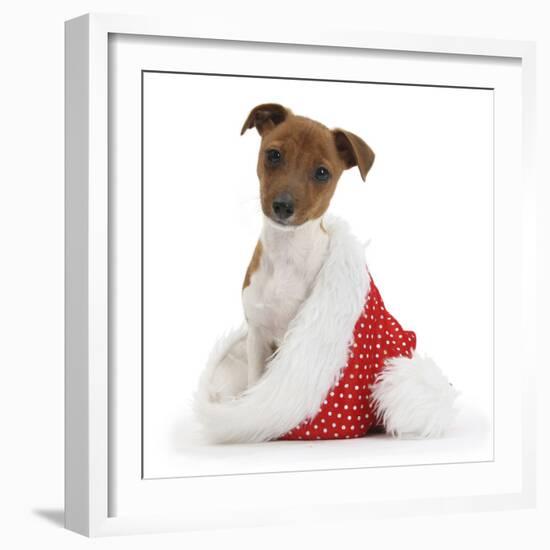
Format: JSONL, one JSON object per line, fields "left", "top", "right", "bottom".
{"left": 65, "top": 12, "right": 537, "bottom": 537}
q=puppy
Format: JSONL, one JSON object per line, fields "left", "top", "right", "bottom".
{"left": 241, "top": 103, "right": 374, "bottom": 388}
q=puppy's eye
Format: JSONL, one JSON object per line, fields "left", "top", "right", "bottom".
{"left": 314, "top": 166, "right": 331, "bottom": 182}
{"left": 265, "top": 149, "right": 282, "bottom": 166}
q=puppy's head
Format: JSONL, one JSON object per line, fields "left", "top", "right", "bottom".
{"left": 241, "top": 103, "right": 375, "bottom": 227}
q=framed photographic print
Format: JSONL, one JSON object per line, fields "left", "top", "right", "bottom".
{"left": 65, "top": 13, "right": 537, "bottom": 536}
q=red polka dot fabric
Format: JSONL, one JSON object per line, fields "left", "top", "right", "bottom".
{"left": 280, "top": 278, "right": 416, "bottom": 441}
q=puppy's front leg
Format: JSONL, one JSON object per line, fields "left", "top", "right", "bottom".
{"left": 246, "top": 325, "right": 271, "bottom": 388}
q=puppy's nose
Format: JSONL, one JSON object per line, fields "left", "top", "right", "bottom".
{"left": 272, "top": 193, "right": 295, "bottom": 220}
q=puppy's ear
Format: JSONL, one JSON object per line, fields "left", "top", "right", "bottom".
{"left": 241, "top": 103, "right": 290, "bottom": 136}
{"left": 332, "top": 129, "right": 375, "bottom": 181}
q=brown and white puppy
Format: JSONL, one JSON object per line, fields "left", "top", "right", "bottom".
{"left": 241, "top": 103, "right": 375, "bottom": 388}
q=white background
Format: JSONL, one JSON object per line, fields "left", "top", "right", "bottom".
{"left": 142, "top": 71, "right": 494, "bottom": 477}
{"left": 0, "top": 1, "right": 548, "bottom": 549}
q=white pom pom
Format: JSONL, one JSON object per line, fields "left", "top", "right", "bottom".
{"left": 371, "top": 353, "right": 458, "bottom": 438}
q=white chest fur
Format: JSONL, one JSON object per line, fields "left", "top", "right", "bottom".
{"left": 242, "top": 216, "right": 329, "bottom": 348}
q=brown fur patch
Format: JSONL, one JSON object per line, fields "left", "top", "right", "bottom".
{"left": 242, "top": 239, "right": 263, "bottom": 290}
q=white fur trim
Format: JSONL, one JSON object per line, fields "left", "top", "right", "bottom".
{"left": 194, "top": 216, "right": 370, "bottom": 443}
{"left": 371, "top": 353, "right": 458, "bottom": 438}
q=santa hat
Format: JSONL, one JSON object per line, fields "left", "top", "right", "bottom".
{"left": 194, "top": 217, "right": 457, "bottom": 443}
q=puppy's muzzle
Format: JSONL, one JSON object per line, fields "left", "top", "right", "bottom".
{"left": 272, "top": 193, "right": 295, "bottom": 222}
